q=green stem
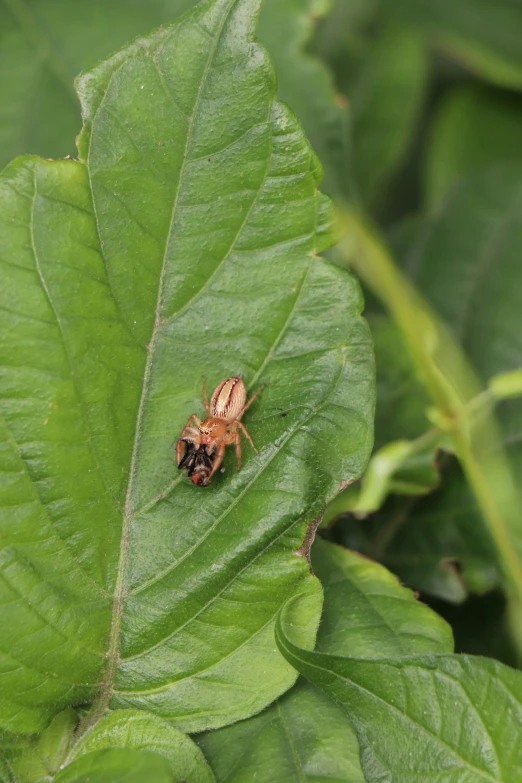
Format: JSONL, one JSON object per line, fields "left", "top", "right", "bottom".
{"left": 340, "top": 207, "right": 522, "bottom": 611}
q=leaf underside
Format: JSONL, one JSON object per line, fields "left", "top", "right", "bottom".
{"left": 0, "top": 0, "right": 374, "bottom": 735}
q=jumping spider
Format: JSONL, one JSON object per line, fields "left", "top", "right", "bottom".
{"left": 176, "top": 375, "right": 264, "bottom": 486}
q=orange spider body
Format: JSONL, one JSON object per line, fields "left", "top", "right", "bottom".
{"left": 176, "top": 376, "right": 264, "bottom": 486}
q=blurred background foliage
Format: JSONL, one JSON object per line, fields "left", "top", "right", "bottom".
{"left": 3, "top": 0, "right": 522, "bottom": 666}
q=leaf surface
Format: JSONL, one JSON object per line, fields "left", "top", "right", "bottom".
{"left": 0, "top": 0, "right": 374, "bottom": 735}
{"left": 198, "top": 538, "right": 451, "bottom": 782}
{"left": 0, "top": 0, "right": 347, "bottom": 199}
{"left": 71, "top": 711, "right": 215, "bottom": 783}
{"left": 54, "top": 748, "right": 176, "bottom": 783}
{"left": 277, "top": 623, "right": 522, "bottom": 783}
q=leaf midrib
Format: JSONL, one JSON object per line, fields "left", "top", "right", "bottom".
{"left": 88, "top": 0, "right": 238, "bottom": 726}
{"left": 278, "top": 638, "right": 501, "bottom": 783}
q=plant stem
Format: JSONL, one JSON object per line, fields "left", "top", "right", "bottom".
{"left": 339, "top": 207, "right": 522, "bottom": 614}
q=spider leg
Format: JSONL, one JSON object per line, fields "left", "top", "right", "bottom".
{"left": 237, "top": 420, "right": 258, "bottom": 453}
{"left": 206, "top": 443, "right": 226, "bottom": 483}
{"left": 186, "top": 414, "right": 202, "bottom": 428}
{"left": 176, "top": 418, "right": 201, "bottom": 468}
{"left": 202, "top": 376, "right": 210, "bottom": 414}
{"left": 234, "top": 431, "right": 242, "bottom": 470}
{"left": 238, "top": 384, "right": 265, "bottom": 420}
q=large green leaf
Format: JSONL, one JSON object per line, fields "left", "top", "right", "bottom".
{"left": 198, "top": 538, "right": 451, "bottom": 782}
{"left": 425, "top": 85, "right": 522, "bottom": 211}
{"left": 278, "top": 617, "right": 522, "bottom": 783}
{"left": 386, "top": 0, "right": 522, "bottom": 89}
{"left": 0, "top": 0, "right": 374, "bottom": 737}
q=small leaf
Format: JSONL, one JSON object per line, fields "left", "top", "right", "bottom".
{"left": 71, "top": 710, "right": 215, "bottom": 783}
{"left": 0, "top": 0, "right": 374, "bottom": 736}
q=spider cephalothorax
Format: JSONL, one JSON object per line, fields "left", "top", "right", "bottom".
{"left": 176, "top": 375, "right": 264, "bottom": 486}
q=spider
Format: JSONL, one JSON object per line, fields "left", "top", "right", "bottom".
{"left": 176, "top": 375, "right": 264, "bottom": 486}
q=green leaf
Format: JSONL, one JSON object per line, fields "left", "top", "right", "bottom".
{"left": 425, "top": 85, "right": 522, "bottom": 210}
{"left": 71, "top": 711, "right": 215, "bottom": 783}
{"left": 0, "top": 0, "right": 374, "bottom": 737}
{"left": 0, "top": 0, "right": 196, "bottom": 169}
{"left": 277, "top": 614, "right": 522, "bottom": 783}
{"left": 386, "top": 0, "right": 522, "bottom": 89}
{"left": 344, "top": 471, "right": 502, "bottom": 603}
{"left": 0, "top": 709, "right": 77, "bottom": 782}
{"left": 257, "top": 0, "right": 350, "bottom": 200}
{"left": 1, "top": 708, "right": 215, "bottom": 782}
{"left": 199, "top": 538, "right": 451, "bottom": 782}
{"left": 199, "top": 682, "right": 364, "bottom": 783}
{"left": 0, "top": 0, "right": 348, "bottom": 200}
{"left": 346, "top": 26, "right": 429, "bottom": 208}
{"left": 54, "top": 748, "right": 176, "bottom": 783}
{"left": 312, "top": 539, "right": 452, "bottom": 657}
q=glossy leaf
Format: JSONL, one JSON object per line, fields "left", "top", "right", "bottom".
{"left": 425, "top": 85, "right": 522, "bottom": 210}
{"left": 0, "top": 0, "right": 374, "bottom": 737}
{"left": 199, "top": 538, "right": 452, "bottom": 782}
